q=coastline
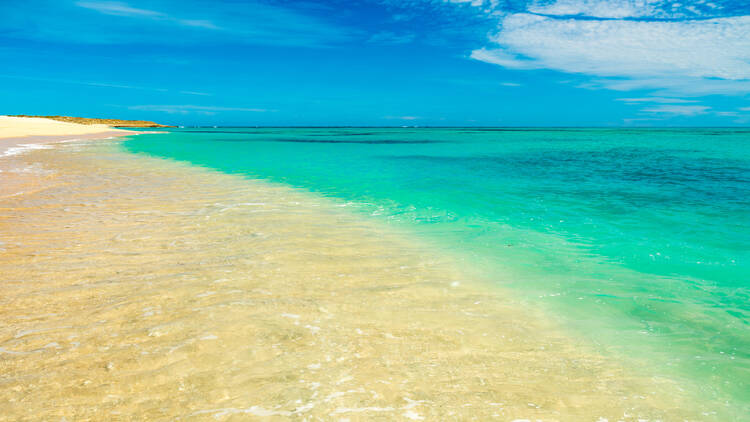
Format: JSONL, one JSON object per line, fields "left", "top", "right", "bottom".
{"left": 0, "top": 115, "right": 142, "bottom": 158}
{"left": 1, "top": 132, "right": 136, "bottom": 157}
{"left": 0, "top": 116, "right": 144, "bottom": 199}
{"left": 0, "top": 131, "right": 713, "bottom": 419}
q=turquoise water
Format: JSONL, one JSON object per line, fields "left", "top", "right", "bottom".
{"left": 124, "top": 128, "right": 750, "bottom": 415}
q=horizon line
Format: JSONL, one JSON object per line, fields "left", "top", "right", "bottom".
{"left": 130, "top": 125, "right": 750, "bottom": 129}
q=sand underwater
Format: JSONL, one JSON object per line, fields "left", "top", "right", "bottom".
{"left": 1, "top": 130, "right": 746, "bottom": 420}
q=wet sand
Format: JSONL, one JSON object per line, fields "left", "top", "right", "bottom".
{"left": 0, "top": 116, "right": 139, "bottom": 200}
{"left": 0, "top": 132, "right": 133, "bottom": 155}
{"left": 0, "top": 138, "right": 707, "bottom": 421}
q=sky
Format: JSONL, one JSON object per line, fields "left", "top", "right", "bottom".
{"left": 1, "top": 0, "right": 749, "bottom": 126}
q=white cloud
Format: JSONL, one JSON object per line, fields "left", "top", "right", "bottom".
{"left": 470, "top": 48, "right": 543, "bottom": 70}
{"left": 76, "top": 1, "right": 163, "bottom": 18}
{"left": 77, "top": 1, "right": 221, "bottom": 29}
{"left": 623, "top": 117, "right": 666, "bottom": 124}
{"left": 479, "top": 13, "right": 750, "bottom": 80}
{"left": 384, "top": 115, "right": 420, "bottom": 120}
{"left": 586, "top": 77, "right": 750, "bottom": 96}
{"left": 617, "top": 97, "right": 697, "bottom": 103}
{"left": 0, "top": 73, "right": 174, "bottom": 93}
{"left": 500, "top": 82, "right": 522, "bottom": 87}
{"left": 178, "top": 19, "right": 220, "bottom": 29}
{"left": 129, "top": 105, "right": 270, "bottom": 115}
{"left": 368, "top": 31, "right": 416, "bottom": 44}
{"left": 527, "top": 0, "right": 665, "bottom": 18}
{"left": 641, "top": 105, "right": 710, "bottom": 115}
{"left": 444, "top": 0, "right": 489, "bottom": 6}
{"left": 468, "top": 1, "right": 750, "bottom": 95}
{"left": 51, "top": 0, "right": 356, "bottom": 46}
{"left": 179, "top": 91, "right": 212, "bottom": 96}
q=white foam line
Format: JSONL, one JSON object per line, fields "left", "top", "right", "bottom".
{"left": 0, "top": 131, "right": 137, "bottom": 158}
{"left": 1, "top": 143, "right": 53, "bottom": 158}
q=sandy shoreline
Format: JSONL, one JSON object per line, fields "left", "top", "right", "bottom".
{"left": 0, "top": 131, "right": 136, "bottom": 157}
{"left": 0, "top": 115, "right": 138, "bottom": 158}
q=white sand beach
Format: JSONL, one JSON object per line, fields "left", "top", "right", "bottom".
{"left": 0, "top": 115, "right": 132, "bottom": 156}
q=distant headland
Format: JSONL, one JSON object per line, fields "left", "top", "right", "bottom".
{"left": 10, "top": 115, "right": 174, "bottom": 128}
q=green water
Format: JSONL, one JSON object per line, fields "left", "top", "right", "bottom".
{"left": 124, "top": 127, "right": 750, "bottom": 416}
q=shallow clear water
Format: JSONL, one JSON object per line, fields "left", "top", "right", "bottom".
{"left": 2, "top": 139, "right": 703, "bottom": 420}
{"left": 125, "top": 127, "right": 750, "bottom": 415}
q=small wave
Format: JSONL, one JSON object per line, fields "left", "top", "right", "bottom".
{"left": 1, "top": 143, "right": 54, "bottom": 158}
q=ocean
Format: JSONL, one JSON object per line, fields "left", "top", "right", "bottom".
{"left": 124, "top": 127, "right": 750, "bottom": 416}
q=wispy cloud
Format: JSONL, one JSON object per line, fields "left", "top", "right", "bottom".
{"left": 76, "top": 1, "right": 221, "bottom": 29}
{"left": 527, "top": 0, "right": 666, "bottom": 19}
{"left": 623, "top": 117, "right": 668, "bottom": 125}
{"left": 129, "top": 105, "right": 271, "bottom": 115}
{"left": 584, "top": 77, "right": 750, "bottom": 97}
{"left": 0, "top": 74, "right": 217, "bottom": 98}
{"left": 631, "top": 103, "right": 750, "bottom": 119}
{"left": 76, "top": 1, "right": 163, "bottom": 18}
{"left": 642, "top": 105, "right": 711, "bottom": 116}
{"left": 179, "top": 90, "right": 212, "bottom": 97}
{"left": 429, "top": 77, "right": 523, "bottom": 88}
{"left": 384, "top": 115, "right": 420, "bottom": 120}
{"left": 368, "top": 31, "right": 416, "bottom": 44}
{"left": 617, "top": 97, "right": 697, "bottom": 104}
{"left": 445, "top": 0, "right": 726, "bottom": 19}
{"left": 1, "top": 0, "right": 354, "bottom": 47}
{"left": 177, "top": 19, "right": 219, "bottom": 29}
{"left": 470, "top": 48, "right": 541, "bottom": 70}
{"left": 0, "top": 73, "right": 208, "bottom": 94}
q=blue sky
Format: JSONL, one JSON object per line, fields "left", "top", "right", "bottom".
{"left": 1, "top": 0, "right": 749, "bottom": 126}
